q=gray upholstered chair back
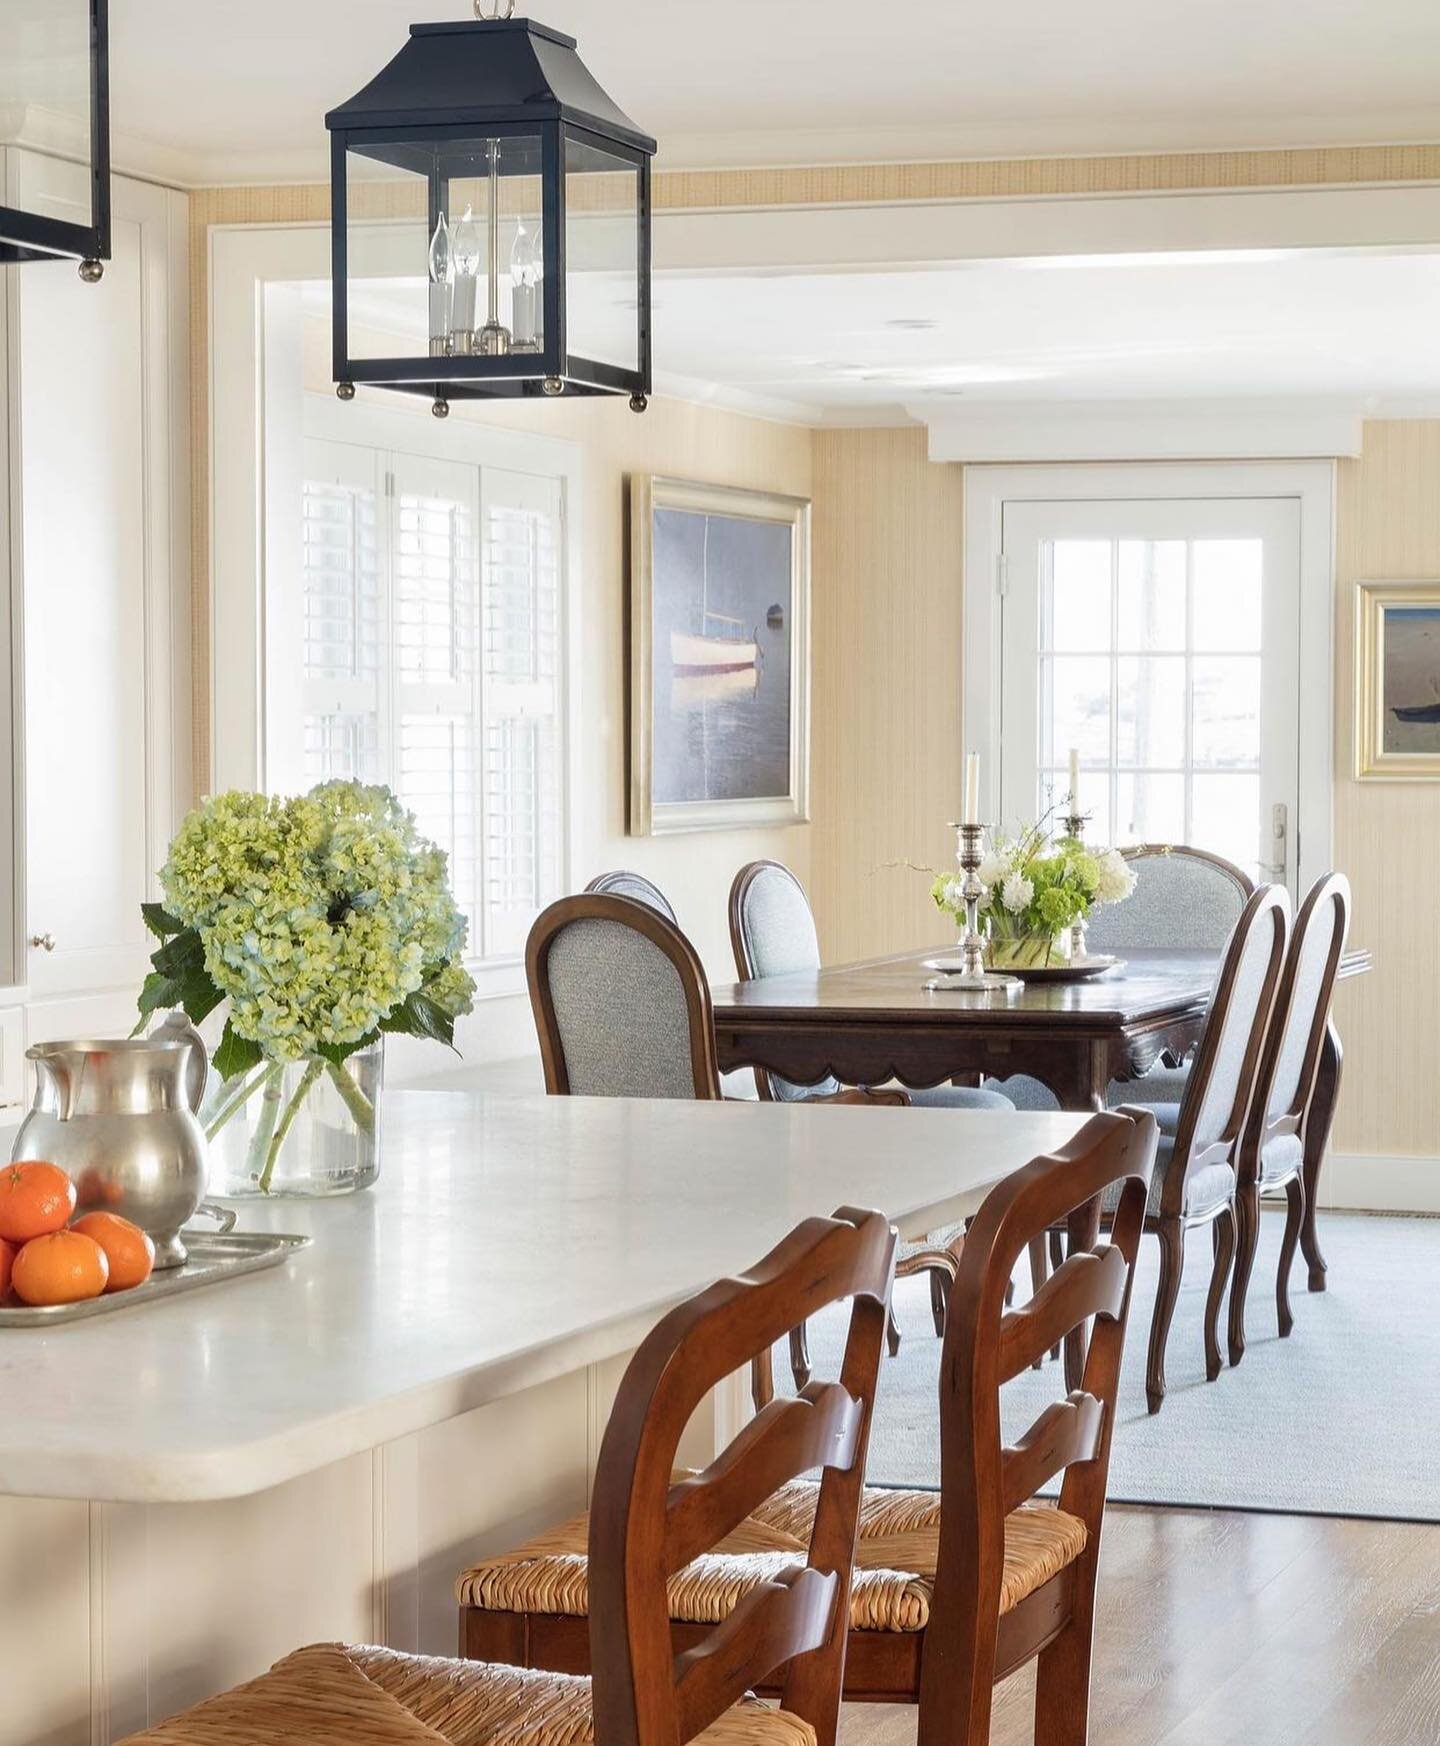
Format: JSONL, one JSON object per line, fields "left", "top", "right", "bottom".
{"left": 729, "top": 861, "right": 839, "bottom": 1102}
{"left": 1085, "top": 846, "right": 1253, "bottom": 954}
{"left": 1175, "top": 884, "right": 1290, "bottom": 1165}
{"left": 583, "top": 869, "right": 678, "bottom": 926}
{"left": 527, "top": 895, "right": 718, "bottom": 1101}
{"left": 1253, "top": 873, "right": 1351, "bottom": 1137}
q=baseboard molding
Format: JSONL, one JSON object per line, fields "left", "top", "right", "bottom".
{"left": 1318, "top": 1152, "right": 1440, "bottom": 1215}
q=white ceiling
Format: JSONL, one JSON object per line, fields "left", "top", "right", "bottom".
{"left": 107, "top": 0, "right": 1440, "bottom": 185}
{"left": 640, "top": 250, "right": 1440, "bottom": 422}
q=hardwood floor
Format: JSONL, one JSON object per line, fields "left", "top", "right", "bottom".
{"left": 839, "top": 1505, "right": 1440, "bottom": 1746}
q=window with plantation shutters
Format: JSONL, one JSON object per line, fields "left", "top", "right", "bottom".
{"left": 294, "top": 424, "right": 569, "bottom": 973}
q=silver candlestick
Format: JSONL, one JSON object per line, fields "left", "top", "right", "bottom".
{"left": 1064, "top": 806, "right": 1091, "bottom": 962}
{"left": 946, "top": 821, "right": 1022, "bottom": 991}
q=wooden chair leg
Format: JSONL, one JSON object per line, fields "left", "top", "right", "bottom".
{"left": 1146, "top": 1220, "right": 1185, "bottom": 1415}
{"left": 928, "top": 1266, "right": 948, "bottom": 1337}
{"left": 1033, "top": 1611, "right": 1095, "bottom": 1746}
{"left": 1228, "top": 1182, "right": 1260, "bottom": 1368}
{"left": 789, "top": 1321, "right": 813, "bottom": 1391}
{"left": 886, "top": 1306, "right": 902, "bottom": 1357}
{"left": 1278, "top": 1176, "right": 1305, "bottom": 1338}
{"left": 1205, "top": 1205, "right": 1236, "bottom": 1383}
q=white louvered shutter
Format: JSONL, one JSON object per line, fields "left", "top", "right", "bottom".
{"left": 300, "top": 438, "right": 383, "bottom": 783}
{"left": 392, "top": 453, "right": 483, "bottom": 942}
{"left": 480, "top": 468, "right": 565, "bottom": 958}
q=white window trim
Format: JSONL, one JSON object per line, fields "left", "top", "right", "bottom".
{"left": 963, "top": 460, "right": 1335, "bottom": 894}
{"left": 209, "top": 222, "right": 584, "bottom": 1003}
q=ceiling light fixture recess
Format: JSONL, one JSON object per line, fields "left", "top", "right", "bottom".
{"left": 326, "top": 0, "right": 656, "bottom": 417}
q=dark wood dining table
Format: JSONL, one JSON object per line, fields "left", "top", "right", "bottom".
{"left": 711, "top": 944, "right": 1373, "bottom": 1294}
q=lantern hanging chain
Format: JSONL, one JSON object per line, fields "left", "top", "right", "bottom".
{"left": 473, "top": 0, "right": 516, "bottom": 18}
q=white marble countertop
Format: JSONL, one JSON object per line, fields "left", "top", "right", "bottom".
{"left": 0, "top": 1092, "right": 1082, "bottom": 1506}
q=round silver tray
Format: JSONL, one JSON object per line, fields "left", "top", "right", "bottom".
{"left": 922, "top": 954, "right": 1124, "bottom": 983}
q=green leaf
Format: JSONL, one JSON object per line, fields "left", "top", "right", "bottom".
{"left": 213, "top": 1020, "right": 264, "bottom": 1083}
{"left": 380, "top": 990, "right": 456, "bottom": 1051}
{"left": 133, "top": 970, "right": 182, "bottom": 1036}
{"left": 141, "top": 902, "right": 185, "bottom": 940}
{"left": 314, "top": 1029, "right": 380, "bottom": 1068}
{"left": 152, "top": 927, "right": 206, "bottom": 981}
{"left": 176, "top": 968, "right": 225, "bottom": 1026}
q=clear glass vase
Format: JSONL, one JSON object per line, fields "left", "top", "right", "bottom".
{"left": 203, "top": 1042, "right": 383, "bottom": 1198}
{"left": 986, "top": 929, "right": 1071, "bottom": 972}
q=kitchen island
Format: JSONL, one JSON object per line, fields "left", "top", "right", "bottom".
{"left": 0, "top": 1090, "right": 1083, "bottom": 1746}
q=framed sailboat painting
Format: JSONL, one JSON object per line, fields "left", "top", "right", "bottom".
{"left": 1356, "top": 580, "right": 1440, "bottom": 780}
{"left": 629, "top": 476, "right": 811, "bottom": 834}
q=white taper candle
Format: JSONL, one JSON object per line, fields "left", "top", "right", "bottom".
{"left": 963, "top": 752, "right": 981, "bottom": 826}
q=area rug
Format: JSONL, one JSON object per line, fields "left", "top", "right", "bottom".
{"left": 806, "top": 1210, "right": 1440, "bottom": 1522}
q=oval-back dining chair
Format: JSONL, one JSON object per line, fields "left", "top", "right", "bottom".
{"left": 1228, "top": 871, "right": 1350, "bottom": 1366}
{"left": 583, "top": 869, "right": 679, "bottom": 926}
{"left": 1108, "top": 881, "right": 1290, "bottom": 1412}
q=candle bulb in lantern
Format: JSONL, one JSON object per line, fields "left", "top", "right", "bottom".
{"left": 963, "top": 752, "right": 981, "bottom": 826}
{"left": 428, "top": 210, "right": 453, "bottom": 358}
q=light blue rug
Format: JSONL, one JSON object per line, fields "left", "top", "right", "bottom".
{"left": 806, "top": 1210, "right": 1440, "bottom": 1522}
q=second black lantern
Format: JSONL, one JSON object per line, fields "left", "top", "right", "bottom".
{"left": 325, "top": 6, "right": 656, "bottom": 413}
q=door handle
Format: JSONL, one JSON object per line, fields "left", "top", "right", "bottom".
{"left": 1259, "top": 803, "right": 1288, "bottom": 881}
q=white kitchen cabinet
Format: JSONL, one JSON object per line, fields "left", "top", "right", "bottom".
{"left": 1, "top": 148, "right": 189, "bottom": 1049}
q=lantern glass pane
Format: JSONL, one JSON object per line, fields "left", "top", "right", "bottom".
{"left": 0, "top": 0, "right": 94, "bottom": 227}
{"left": 345, "top": 133, "right": 544, "bottom": 366}
{"left": 565, "top": 137, "right": 639, "bottom": 372}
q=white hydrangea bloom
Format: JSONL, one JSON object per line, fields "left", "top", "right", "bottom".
{"left": 977, "top": 853, "right": 1009, "bottom": 889}
{"left": 1093, "top": 848, "right": 1137, "bottom": 905}
{"left": 1001, "top": 872, "right": 1035, "bottom": 914}
{"left": 941, "top": 877, "right": 966, "bottom": 910}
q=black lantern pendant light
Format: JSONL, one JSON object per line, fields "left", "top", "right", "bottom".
{"left": 326, "top": 0, "right": 656, "bottom": 416}
{"left": 0, "top": 0, "right": 110, "bottom": 278}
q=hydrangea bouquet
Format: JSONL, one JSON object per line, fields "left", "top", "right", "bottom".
{"left": 136, "top": 781, "right": 476, "bottom": 1192}
{"left": 930, "top": 815, "right": 1136, "bottom": 969}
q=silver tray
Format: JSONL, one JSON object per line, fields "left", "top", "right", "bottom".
{"left": 0, "top": 1231, "right": 310, "bottom": 1328}
{"left": 922, "top": 954, "right": 1125, "bottom": 983}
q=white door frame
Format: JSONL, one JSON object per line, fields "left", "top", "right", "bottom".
{"left": 963, "top": 460, "right": 1335, "bottom": 893}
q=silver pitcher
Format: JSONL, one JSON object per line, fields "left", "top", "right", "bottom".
{"left": 11, "top": 1012, "right": 213, "bottom": 1269}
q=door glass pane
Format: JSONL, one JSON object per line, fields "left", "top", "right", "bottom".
{"left": 1117, "top": 540, "right": 1186, "bottom": 651}
{"left": 1192, "top": 656, "right": 1261, "bottom": 768}
{"left": 1115, "top": 772, "right": 1185, "bottom": 844}
{"left": 1192, "top": 539, "right": 1262, "bottom": 651}
{"left": 1044, "top": 655, "right": 1110, "bottom": 764}
{"left": 1044, "top": 540, "right": 1111, "bottom": 651}
{"left": 1117, "top": 656, "right": 1186, "bottom": 767}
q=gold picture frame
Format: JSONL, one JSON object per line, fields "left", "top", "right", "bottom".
{"left": 1355, "top": 580, "right": 1440, "bottom": 780}
{"left": 629, "top": 475, "right": 811, "bottom": 836}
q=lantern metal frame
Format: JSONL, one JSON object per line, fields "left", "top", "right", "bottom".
{"left": 0, "top": 0, "right": 111, "bottom": 272}
{"left": 326, "top": 16, "right": 655, "bottom": 410}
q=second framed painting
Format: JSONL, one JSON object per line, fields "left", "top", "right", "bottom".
{"left": 629, "top": 475, "right": 811, "bottom": 835}
{"left": 1355, "top": 579, "right": 1440, "bottom": 779}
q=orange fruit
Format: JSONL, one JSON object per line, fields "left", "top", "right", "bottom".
{"left": 11, "top": 1230, "right": 109, "bottom": 1306}
{"left": 72, "top": 1212, "right": 155, "bottom": 1293}
{"left": 0, "top": 1235, "right": 15, "bottom": 1302}
{"left": 0, "top": 1161, "right": 76, "bottom": 1244}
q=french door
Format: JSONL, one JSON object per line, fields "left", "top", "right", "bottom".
{"left": 998, "top": 495, "right": 1302, "bottom": 893}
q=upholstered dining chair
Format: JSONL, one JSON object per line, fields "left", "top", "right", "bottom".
{"left": 116, "top": 1205, "right": 896, "bottom": 1746}
{"left": 583, "top": 867, "right": 678, "bottom": 924}
{"left": 1093, "top": 881, "right": 1289, "bottom": 1413}
{"left": 728, "top": 859, "right": 1014, "bottom": 1364}
{"left": 1094, "top": 843, "right": 1256, "bottom": 1109}
{"left": 527, "top": 892, "right": 903, "bottom": 1403}
{"left": 457, "top": 1108, "right": 1157, "bottom": 1746}
{"left": 1228, "top": 872, "right": 1350, "bottom": 1367}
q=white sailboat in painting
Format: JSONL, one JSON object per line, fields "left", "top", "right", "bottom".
{"left": 669, "top": 519, "right": 759, "bottom": 692}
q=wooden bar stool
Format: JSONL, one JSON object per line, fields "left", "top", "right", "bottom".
{"left": 114, "top": 1205, "right": 896, "bottom": 1746}
{"left": 458, "top": 1108, "right": 1157, "bottom": 1746}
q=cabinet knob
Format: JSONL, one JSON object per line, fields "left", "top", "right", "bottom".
{"left": 28, "top": 932, "right": 56, "bottom": 952}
